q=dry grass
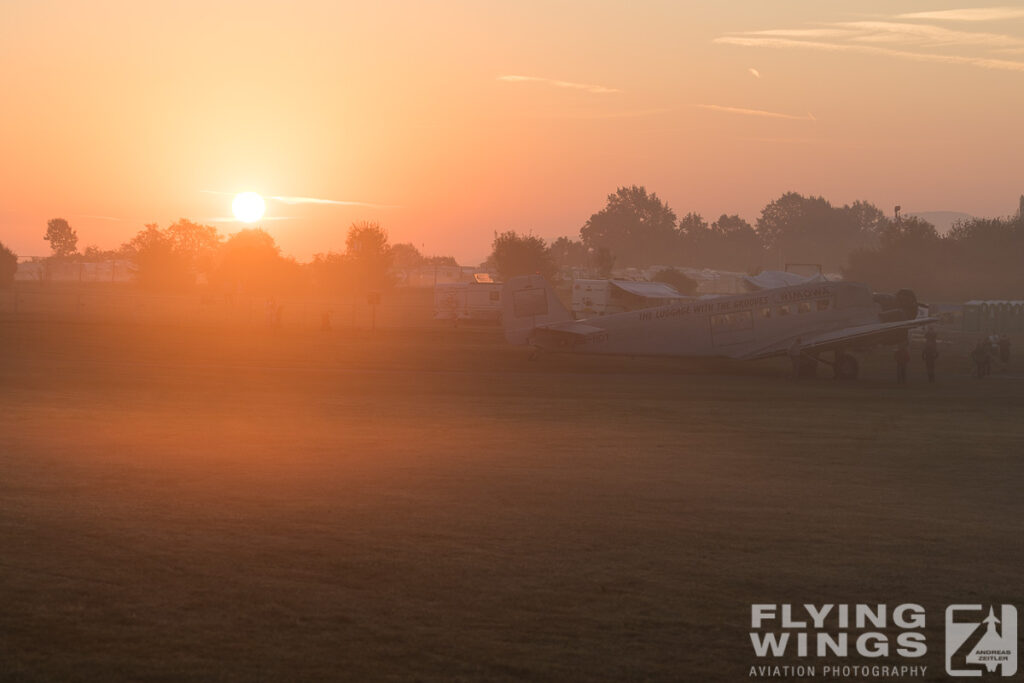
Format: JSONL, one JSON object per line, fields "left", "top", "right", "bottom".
{"left": 1, "top": 320, "right": 1022, "bottom": 681}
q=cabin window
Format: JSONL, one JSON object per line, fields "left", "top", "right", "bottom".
{"left": 798, "top": 301, "right": 812, "bottom": 314}
{"left": 777, "top": 304, "right": 791, "bottom": 316}
{"left": 711, "top": 310, "right": 753, "bottom": 332}
{"left": 760, "top": 307, "right": 771, "bottom": 319}
{"left": 816, "top": 298, "right": 831, "bottom": 311}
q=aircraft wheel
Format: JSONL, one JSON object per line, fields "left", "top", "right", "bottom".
{"left": 836, "top": 354, "right": 860, "bottom": 380}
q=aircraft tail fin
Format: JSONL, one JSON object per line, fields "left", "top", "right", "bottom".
{"left": 501, "top": 275, "right": 573, "bottom": 345}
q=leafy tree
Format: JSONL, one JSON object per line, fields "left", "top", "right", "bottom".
{"left": 214, "top": 228, "right": 298, "bottom": 295}
{"left": 121, "top": 220, "right": 223, "bottom": 290}
{"left": 0, "top": 241, "right": 17, "bottom": 288}
{"left": 757, "top": 193, "right": 880, "bottom": 270}
{"left": 44, "top": 218, "right": 78, "bottom": 258}
{"left": 82, "top": 245, "right": 120, "bottom": 260}
{"left": 424, "top": 255, "right": 458, "bottom": 266}
{"left": 708, "top": 214, "right": 764, "bottom": 271}
{"left": 591, "top": 246, "right": 615, "bottom": 278}
{"left": 165, "top": 219, "right": 222, "bottom": 274}
{"left": 580, "top": 186, "right": 678, "bottom": 266}
{"left": 487, "top": 231, "right": 556, "bottom": 281}
{"left": 840, "top": 200, "right": 890, "bottom": 241}
{"left": 652, "top": 267, "right": 698, "bottom": 295}
{"left": 121, "top": 224, "right": 187, "bottom": 290}
{"left": 345, "top": 221, "right": 394, "bottom": 291}
{"left": 390, "top": 243, "right": 424, "bottom": 269}
{"left": 676, "top": 212, "right": 711, "bottom": 266}
{"left": 548, "top": 236, "right": 589, "bottom": 270}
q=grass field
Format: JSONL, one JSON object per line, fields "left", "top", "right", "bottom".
{"left": 2, "top": 319, "right": 1023, "bottom": 681}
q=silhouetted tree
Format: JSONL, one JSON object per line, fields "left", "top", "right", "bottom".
{"left": 390, "top": 243, "right": 424, "bottom": 269}
{"left": 0, "top": 241, "right": 17, "bottom": 288}
{"left": 424, "top": 255, "right": 458, "bottom": 266}
{"left": 757, "top": 193, "right": 878, "bottom": 270}
{"left": 677, "top": 212, "right": 710, "bottom": 266}
{"left": 82, "top": 245, "right": 120, "bottom": 260}
{"left": 487, "top": 231, "right": 556, "bottom": 281}
{"left": 345, "top": 221, "right": 394, "bottom": 291}
{"left": 591, "top": 246, "right": 615, "bottom": 278}
{"left": 214, "top": 228, "right": 300, "bottom": 295}
{"left": 580, "top": 186, "right": 677, "bottom": 266}
{"left": 44, "top": 218, "right": 78, "bottom": 258}
{"left": 121, "top": 220, "right": 223, "bottom": 290}
{"left": 652, "top": 268, "right": 698, "bottom": 295}
{"left": 165, "top": 219, "right": 222, "bottom": 275}
{"left": 548, "top": 237, "right": 589, "bottom": 270}
{"left": 708, "top": 214, "right": 764, "bottom": 272}
{"left": 122, "top": 224, "right": 188, "bottom": 290}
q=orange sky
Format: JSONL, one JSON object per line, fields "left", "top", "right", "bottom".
{"left": 3, "top": 1, "right": 1024, "bottom": 263}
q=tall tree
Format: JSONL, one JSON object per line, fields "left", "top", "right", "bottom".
{"left": 345, "top": 221, "right": 394, "bottom": 291}
{"left": 756, "top": 192, "right": 875, "bottom": 270}
{"left": 548, "top": 236, "right": 589, "bottom": 270}
{"left": 487, "top": 231, "right": 556, "bottom": 281}
{"left": 0, "top": 241, "right": 17, "bottom": 288}
{"left": 580, "top": 186, "right": 677, "bottom": 266}
{"left": 214, "top": 228, "right": 296, "bottom": 295}
{"left": 390, "top": 243, "right": 424, "bottom": 269}
{"left": 708, "top": 214, "right": 764, "bottom": 272}
{"left": 44, "top": 218, "right": 78, "bottom": 257}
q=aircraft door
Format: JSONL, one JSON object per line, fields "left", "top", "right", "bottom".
{"left": 710, "top": 310, "right": 756, "bottom": 347}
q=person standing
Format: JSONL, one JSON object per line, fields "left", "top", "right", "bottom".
{"left": 998, "top": 334, "right": 1011, "bottom": 366}
{"left": 972, "top": 339, "right": 990, "bottom": 378}
{"left": 789, "top": 337, "right": 803, "bottom": 378}
{"left": 922, "top": 339, "right": 938, "bottom": 383}
{"left": 895, "top": 342, "right": 910, "bottom": 384}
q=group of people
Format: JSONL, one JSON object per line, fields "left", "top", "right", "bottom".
{"left": 971, "top": 333, "right": 1012, "bottom": 378}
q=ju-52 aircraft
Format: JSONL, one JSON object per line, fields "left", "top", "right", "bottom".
{"left": 502, "top": 274, "right": 935, "bottom": 378}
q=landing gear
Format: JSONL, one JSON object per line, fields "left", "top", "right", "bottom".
{"left": 834, "top": 351, "right": 860, "bottom": 380}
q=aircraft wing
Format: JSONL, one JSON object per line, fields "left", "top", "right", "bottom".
{"left": 537, "top": 320, "right": 606, "bottom": 336}
{"left": 739, "top": 317, "right": 937, "bottom": 360}
{"left": 529, "top": 320, "right": 608, "bottom": 347}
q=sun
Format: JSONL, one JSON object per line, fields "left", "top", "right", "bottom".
{"left": 232, "top": 192, "right": 266, "bottom": 223}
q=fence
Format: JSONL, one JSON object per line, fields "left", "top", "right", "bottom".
{"left": 0, "top": 286, "right": 440, "bottom": 331}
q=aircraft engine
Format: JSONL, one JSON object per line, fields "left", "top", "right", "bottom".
{"left": 874, "top": 289, "right": 919, "bottom": 322}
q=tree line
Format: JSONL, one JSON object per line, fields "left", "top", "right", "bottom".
{"left": 3, "top": 187, "right": 1023, "bottom": 300}
{"left": 485, "top": 186, "right": 1024, "bottom": 301}
{"left": 2, "top": 218, "right": 455, "bottom": 296}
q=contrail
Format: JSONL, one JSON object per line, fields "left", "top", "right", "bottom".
{"left": 200, "top": 190, "right": 399, "bottom": 208}
{"left": 497, "top": 75, "right": 620, "bottom": 94}
{"left": 696, "top": 104, "right": 816, "bottom": 122}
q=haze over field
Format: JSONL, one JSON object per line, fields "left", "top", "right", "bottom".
{"left": 2, "top": 1, "right": 1024, "bottom": 262}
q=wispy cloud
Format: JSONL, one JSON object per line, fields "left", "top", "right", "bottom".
{"left": 269, "top": 195, "right": 399, "bottom": 208}
{"left": 896, "top": 7, "right": 1024, "bottom": 22}
{"left": 744, "top": 28, "right": 858, "bottom": 39}
{"left": 717, "top": 9, "right": 1024, "bottom": 75}
{"left": 497, "top": 75, "right": 620, "bottom": 94}
{"left": 200, "top": 190, "right": 399, "bottom": 208}
{"left": 715, "top": 36, "right": 1024, "bottom": 73}
{"left": 837, "top": 20, "right": 1024, "bottom": 49}
{"left": 529, "top": 107, "right": 674, "bottom": 120}
{"left": 696, "top": 104, "right": 816, "bottom": 122}
{"left": 204, "top": 216, "right": 294, "bottom": 223}
{"left": 80, "top": 214, "right": 123, "bottom": 222}
{"left": 748, "top": 67, "right": 761, "bottom": 78}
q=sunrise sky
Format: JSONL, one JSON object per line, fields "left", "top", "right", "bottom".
{"left": 3, "top": 0, "right": 1024, "bottom": 263}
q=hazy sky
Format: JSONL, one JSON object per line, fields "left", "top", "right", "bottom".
{"left": 3, "top": 1, "right": 1024, "bottom": 263}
